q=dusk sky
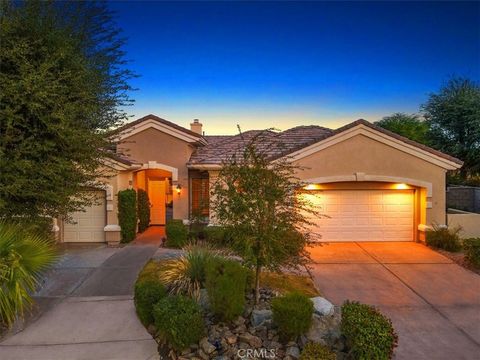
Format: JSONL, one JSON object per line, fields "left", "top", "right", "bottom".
{"left": 110, "top": 1, "right": 480, "bottom": 135}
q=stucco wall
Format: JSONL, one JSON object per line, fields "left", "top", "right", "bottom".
{"left": 293, "top": 134, "right": 447, "bottom": 226}
{"left": 448, "top": 212, "right": 480, "bottom": 238}
{"left": 117, "top": 127, "right": 195, "bottom": 220}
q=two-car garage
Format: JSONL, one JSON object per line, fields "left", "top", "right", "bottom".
{"left": 303, "top": 188, "right": 415, "bottom": 242}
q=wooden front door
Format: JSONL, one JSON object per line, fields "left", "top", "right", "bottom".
{"left": 148, "top": 180, "right": 166, "bottom": 225}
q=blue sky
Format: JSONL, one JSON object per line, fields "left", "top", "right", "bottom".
{"left": 110, "top": 1, "right": 480, "bottom": 134}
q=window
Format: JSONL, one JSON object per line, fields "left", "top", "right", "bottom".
{"left": 191, "top": 178, "right": 209, "bottom": 217}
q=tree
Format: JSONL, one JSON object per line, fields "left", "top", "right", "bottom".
{"left": 374, "top": 113, "right": 429, "bottom": 145}
{"left": 0, "top": 1, "right": 135, "bottom": 223}
{"left": 422, "top": 77, "right": 480, "bottom": 179}
{"left": 211, "top": 132, "right": 320, "bottom": 303}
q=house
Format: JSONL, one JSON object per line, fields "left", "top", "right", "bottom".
{"left": 56, "top": 114, "right": 463, "bottom": 245}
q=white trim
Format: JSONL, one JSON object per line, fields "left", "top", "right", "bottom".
{"left": 137, "top": 161, "right": 179, "bottom": 181}
{"left": 104, "top": 225, "right": 121, "bottom": 232}
{"left": 303, "top": 174, "right": 433, "bottom": 197}
{"left": 115, "top": 118, "right": 207, "bottom": 144}
{"left": 418, "top": 224, "right": 432, "bottom": 232}
{"left": 285, "top": 124, "right": 462, "bottom": 170}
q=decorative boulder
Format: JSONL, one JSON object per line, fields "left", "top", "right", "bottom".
{"left": 251, "top": 309, "right": 273, "bottom": 327}
{"left": 310, "top": 296, "right": 334, "bottom": 316}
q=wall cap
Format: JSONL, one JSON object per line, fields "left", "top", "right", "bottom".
{"left": 104, "top": 224, "right": 121, "bottom": 232}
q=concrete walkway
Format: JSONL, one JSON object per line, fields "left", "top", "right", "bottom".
{"left": 0, "top": 243, "right": 159, "bottom": 360}
{"left": 308, "top": 242, "right": 480, "bottom": 360}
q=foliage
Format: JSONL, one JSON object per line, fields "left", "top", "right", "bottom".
{"left": 137, "top": 189, "right": 150, "bottom": 233}
{"left": 203, "top": 226, "right": 229, "bottom": 245}
{"left": 205, "top": 258, "right": 247, "bottom": 321}
{"left": 463, "top": 238, "right": 480, "bottom": 267}
{"left": 118, "top": 189, "right": 137, "bottom": 243}
{"left": 157, "top": 245, "right": 227, "bottom": 299}
{"left": 426, "top": 223, "right": 462, "bottom": 252}
{"left": 271, "top": 292, "right": 314, "bottom": 340}
{"left": 0, "top": 0, "right": 135, "bottom": 224}
{"left": 134, "top": 279, "right": 166, "bottom": 326}
{"left": 254, "top": 271, "right": 319, "bottom": 297}
{"left": 0, "top": 222, "right": 58, "bottom": 327}
{"left": 423, "top": 77, "right": 480, "bottom": 180}
{"left": 341, "top": 301, "right": 398, "bottom": 360}
{"left": 137, "top": 260, "right": 163, "bottom": 283}
{"left": 211, "top": 132, "right": 320, "bottom": 302}
{"left": 374, "top": 113, "right": 429, "bottom": 145}
{"left": 153, "top": 295, "right": 205, "bottom": 351}
{"left": 165, "top": 219, "right": 188, "bottom": 248}
{"left": 300, "top": 342, "right": 336, "bottom": 360}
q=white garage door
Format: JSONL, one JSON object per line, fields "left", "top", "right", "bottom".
{"left": 305, "top": 189, "right": 414, "bottom": 242}
{"left": 64, "top": 191, "right": 106, "bottom": 242}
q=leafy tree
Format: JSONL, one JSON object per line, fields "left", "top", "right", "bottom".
{"left": 375, "top": 113, "right": 429, "bottom": 145}
{"left": 211, "top": 132, "right": 319, "bottom": 303}
{"left": 422, "top": 77, "right": 480, "bottom": 179}
{"left": 0, "top": 0, "right": 135, "bottom": 223}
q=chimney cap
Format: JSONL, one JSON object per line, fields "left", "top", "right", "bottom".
{"left": 193, "top": 118, "right": 200, "bottom": 124}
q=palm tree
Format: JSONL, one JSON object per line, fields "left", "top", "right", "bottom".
{"left": 0, "top": 221, "right": 58, "bottom": 327}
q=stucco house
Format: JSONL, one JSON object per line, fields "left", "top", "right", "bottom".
{"left": 56, "top": 114, "right": 463, "bottom": 245}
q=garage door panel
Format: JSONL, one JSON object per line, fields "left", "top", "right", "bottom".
{"left": 306, "top": 189, "right": 414, "bottom": 242}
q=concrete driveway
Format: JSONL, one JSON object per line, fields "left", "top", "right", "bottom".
{"left": 308, "top": 242, "right": 480, "bottom": 360}
{"left": 0, "top": 243, "right": 159, "bottom": 360}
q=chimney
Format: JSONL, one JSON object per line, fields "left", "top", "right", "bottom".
{"left": 190, "top": 119, "right": 203, "bottom": 135}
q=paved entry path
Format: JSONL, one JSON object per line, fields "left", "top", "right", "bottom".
{"left": 0, "top": 242, "right": 159, "bottom": 360}
{"left": 308, "top": 242, "right": 480, "bottom": 360}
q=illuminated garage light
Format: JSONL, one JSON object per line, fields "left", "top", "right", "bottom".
{"left": 304, "top": 184, "right": 320, "bottom": 190}
{"left": 393, "top": 183, "right": 409, "bottom": 190}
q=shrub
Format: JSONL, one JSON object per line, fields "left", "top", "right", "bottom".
{"left": 271, "top": 292, "right": 313, "bottom": 340}
{"left": 137, "top": 189, "right": 150, "bottom": 233}
{"left": 118, "top": 189, "right": 137, "bottom": 243}
{"left": 300, "top": 342, "right": 336, "bottom": 360}
{"left": 464, "top": 238, "right": 480, "bottom": 267}
{"left": 205, "top": 258, "right": 247, "bottom": 321}
{"left": 134, "top": 279, "right": 166, "bottom": 326}
{"left": 158, "top": 245, "right": 227, "bottom": 299}
{"left": 165, "top": 219, "right": 188, "bottom": 248}
{"left": 0, "top": 222, "right": 58, "bottom": 327}
{"left": 341, "top": 301, "right": 398, "bottom": 360}
{"left": 203, "top": 226, "right": 228, "bottom": 245}
{"left": 426, "top": 224, "right": 462, "bottom": 252}
{"left": 153, "top": 295, "right": 205, "bottom": 350}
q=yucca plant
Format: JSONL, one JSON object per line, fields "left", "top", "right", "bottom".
{"left": 0, "top": 222, "right": 58, "bottom": 328}
{"left": 158, "top": 245, "right": 229, "bottom": 300}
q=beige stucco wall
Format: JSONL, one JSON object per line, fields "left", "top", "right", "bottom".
{"left": 117, "top": 127, "right": 195, "bottom": 220}
{"left": 448, "top": 212, "right": 480, "bottom": 238}
{"left": 293, "top": 134, "right": 447, "bottom": 228}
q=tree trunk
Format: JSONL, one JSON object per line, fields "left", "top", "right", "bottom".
{"left": 254, "top": 262, "right": 261, "bottom": 305}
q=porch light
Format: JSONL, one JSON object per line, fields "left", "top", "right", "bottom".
{"left": 393, "top": 183, "right": 408, "bottom": 190}
{"left": 303, "top": 184, "right": 320, "bottom": 190}
{"left": 175, "top": 184, "right": 182, "bottom": 195}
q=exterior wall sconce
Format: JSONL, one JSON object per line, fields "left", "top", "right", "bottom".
{"left": 176, "top": 184, "right": 182, "bottom": 195}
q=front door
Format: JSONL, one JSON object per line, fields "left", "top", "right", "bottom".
{"left": 148, "top": 180, "right": 166, "bottom": 225}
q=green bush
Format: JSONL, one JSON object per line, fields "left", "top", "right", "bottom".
{"left": 271, "top": 292, "right": 313, "bottom": 340}
{"left": 153, "top": 295, "right": 205, "bottom": 350}
{"left": 134, "top": 279, "right": 166, "bottom": 326}
{"left": 118, "top": 189, "right": 137, "bottom": 243}
{"left": 203, "top": 226, "right": 228, "bottom": 245}
{"left": 300, "top": 342, "right": 336, "bottom": 360}
{"left": 464, "top": 238, "right": 480, "bottom": 267}
{"left": 426, "top": 224, "right": 462, "bottom": 252}
{"left": 341, "top": 301, "right": 398, "bottom": 360}
{"left": 137, "top": 189, "right": 150, "bottom": 233}
{"left": 165, "top": 219, "right": 188, "bottom": 248}
{"left": 205, "top": 258, "right": 247, "bottom": 321}
{"left": 0, "top": 222, "right": 58, "bottom": 327}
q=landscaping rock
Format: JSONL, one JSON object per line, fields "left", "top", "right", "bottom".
{"left": 310, "top": 296, "right": 334, "bottom": 316}
{"left": 251, "top": 309, "right": 273, "bottom": 327}
{"left": 225, "top": 334, "right": 237, "bottom": 345}
{"left": 238, "top": 333, "right": 262, "bottom": 348}
{"left": 199, "top": 337, "right": 216, "bottom": 355}
{"left": 286, "top": 346, "right": 300, "bottom": 359}
{"left": 306, "top": 306, "right": 342, "bottom": 346}
{"left": 198, "top": 289, "right": 210, "bottom": 310}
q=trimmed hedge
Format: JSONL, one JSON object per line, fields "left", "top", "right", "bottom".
{"left": 203, "top": 226, "right": 228, "bottom": 245}
{"left": 165, "top": 219, "right": 188, "bottom": 248}
{"left": 118, "top": 189, "right": 137, "bottom": 243}
{"left": 134, "top": 279, "right": 166, "bottom": 326}
{"left": 300, "top": 342, "right": 336, "bottom": 360}
{"left": 271, "top": 292, "right": 313, "bottom": 340}
{"left": 464, "top": 238, "right": 480, "bottom": 267}
{"left": 153, "top": 295, "right": 205, "bottom": 350}
{"left": 137, "top": 189, "right": 150, "bottom": 233}
{"left": 341, "top": 301, "right": 398, "bottom": 360}
{"left": 426, "top": 225, "right": 462, "bottom": 252}
{"left": 205, "top": 258, "right": 247, "bottom": 321}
